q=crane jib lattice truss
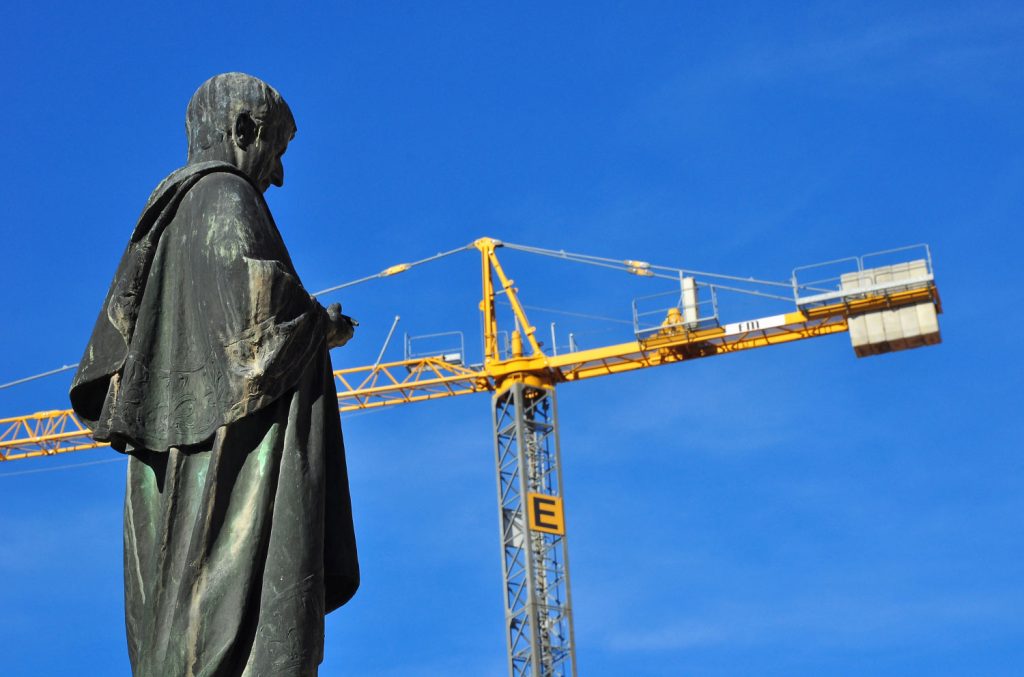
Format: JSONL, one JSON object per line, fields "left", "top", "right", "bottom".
{"left": 0, "top": 237, "right": 942, "bottom": 677}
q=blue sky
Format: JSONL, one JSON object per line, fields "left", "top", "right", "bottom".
{"left": 1, "top": 2, "right": 1022, "bottom": 675}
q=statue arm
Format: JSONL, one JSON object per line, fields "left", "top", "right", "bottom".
{"left": 183, "top": 173, "right": 331, "bottom": 417}
{"left": 191, "top": 173, "right": 318, "bottom": 330}
{"left": 187, "top": 172, "right": 357, "bottom": 351}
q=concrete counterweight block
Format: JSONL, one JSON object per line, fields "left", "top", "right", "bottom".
{"left": 841, "top": 259, "right": 941, "bottom": 357}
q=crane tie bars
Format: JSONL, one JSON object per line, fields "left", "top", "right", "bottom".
{"left": 2, "top": 236, "right": 940, "bottom": 464}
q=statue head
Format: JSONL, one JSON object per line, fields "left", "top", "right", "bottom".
{"left": 185, "top": 72, "right": 297, "bottom": 192}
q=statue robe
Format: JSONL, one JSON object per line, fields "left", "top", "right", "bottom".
{"left": 70, "top": 162, "right": 358, "bottom": 676}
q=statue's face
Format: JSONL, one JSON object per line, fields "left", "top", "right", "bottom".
{"left": 237, "top": 119, "right": 294, "bottom": 193}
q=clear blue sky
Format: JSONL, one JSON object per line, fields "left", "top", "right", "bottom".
{"left": 2, "top": 2, "right": 1021, "bottom": 675}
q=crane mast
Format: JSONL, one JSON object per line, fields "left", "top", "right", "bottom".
{"left": 0, "top": 238, "right": 942, "bottom": 677}
{"left": 494, "top": 384, "right": 574, "bottom": 676}
{"left": 476, "top": 237, "right": 577, "bottom": 675}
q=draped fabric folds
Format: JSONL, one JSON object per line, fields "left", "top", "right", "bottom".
{"left": 70, "top": 165, "right": 358, "bottom": 676}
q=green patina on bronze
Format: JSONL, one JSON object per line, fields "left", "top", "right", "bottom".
{"left": 70, "top": 73, "right": 358, "bottom": 676}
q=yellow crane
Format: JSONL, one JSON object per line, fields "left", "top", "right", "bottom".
{"left": 0, "top": 237, "right": 942, "bottom": 677}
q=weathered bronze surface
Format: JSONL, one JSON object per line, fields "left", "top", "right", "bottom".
{"left": 70, "top": 72, "right": 358, "bottom": 676}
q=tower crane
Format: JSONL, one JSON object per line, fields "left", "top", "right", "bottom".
{"left": 0, "top": 237, "right": 942, "bottom": 677}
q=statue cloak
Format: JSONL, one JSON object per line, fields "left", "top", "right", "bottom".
{"left": 70, "top": 163, "right": 359, "bottom": 676}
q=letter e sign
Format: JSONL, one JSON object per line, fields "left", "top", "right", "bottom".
{"left": 527, "top": 492, "right": 565, "bottom": 535}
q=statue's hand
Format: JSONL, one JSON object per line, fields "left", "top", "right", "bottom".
{"left": 326, "top": 302, "right": 357, "bottom": 348}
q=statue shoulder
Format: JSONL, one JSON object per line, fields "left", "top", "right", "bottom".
{"left": 181, "top": 171, "right": 267, "bottom": 225}
{"left": 178, "top": 171, "right": 278, "bottom": 261}
{"left": 190, "top": 170, "right": 260, "bottom": 203}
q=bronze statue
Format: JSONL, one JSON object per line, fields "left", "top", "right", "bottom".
{"left": 70, "top": 72, "right": 359, "bottom": 676}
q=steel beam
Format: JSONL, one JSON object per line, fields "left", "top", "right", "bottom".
{"left": 492, "top": 383, "right": 576, "bottom": 677}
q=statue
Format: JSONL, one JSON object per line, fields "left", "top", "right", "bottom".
{"left": 69, "top": 73, "right": 359, "bottom": 676}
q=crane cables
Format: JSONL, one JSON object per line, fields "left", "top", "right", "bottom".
{"left": 500, "top": 241, "right": 797, "bottom": 302}
{"left": 0, "top": 364, "right": 80, "bottom": 391}
{"left": 311, "top": 244, "right": 473, "bottom": 296}
{"left": 1, "top": 237, "right": 798, "bottom": 392}
{"left": 0, "top": 246, "right": 472, "bottom": 392}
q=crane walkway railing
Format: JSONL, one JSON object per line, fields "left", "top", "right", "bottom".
{"left": 0, "top": 239, "right": 941, "bottom": 461}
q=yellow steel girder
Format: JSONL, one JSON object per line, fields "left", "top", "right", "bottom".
{"left": 0, "top": 241, "right": 940, "bottom": 462}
